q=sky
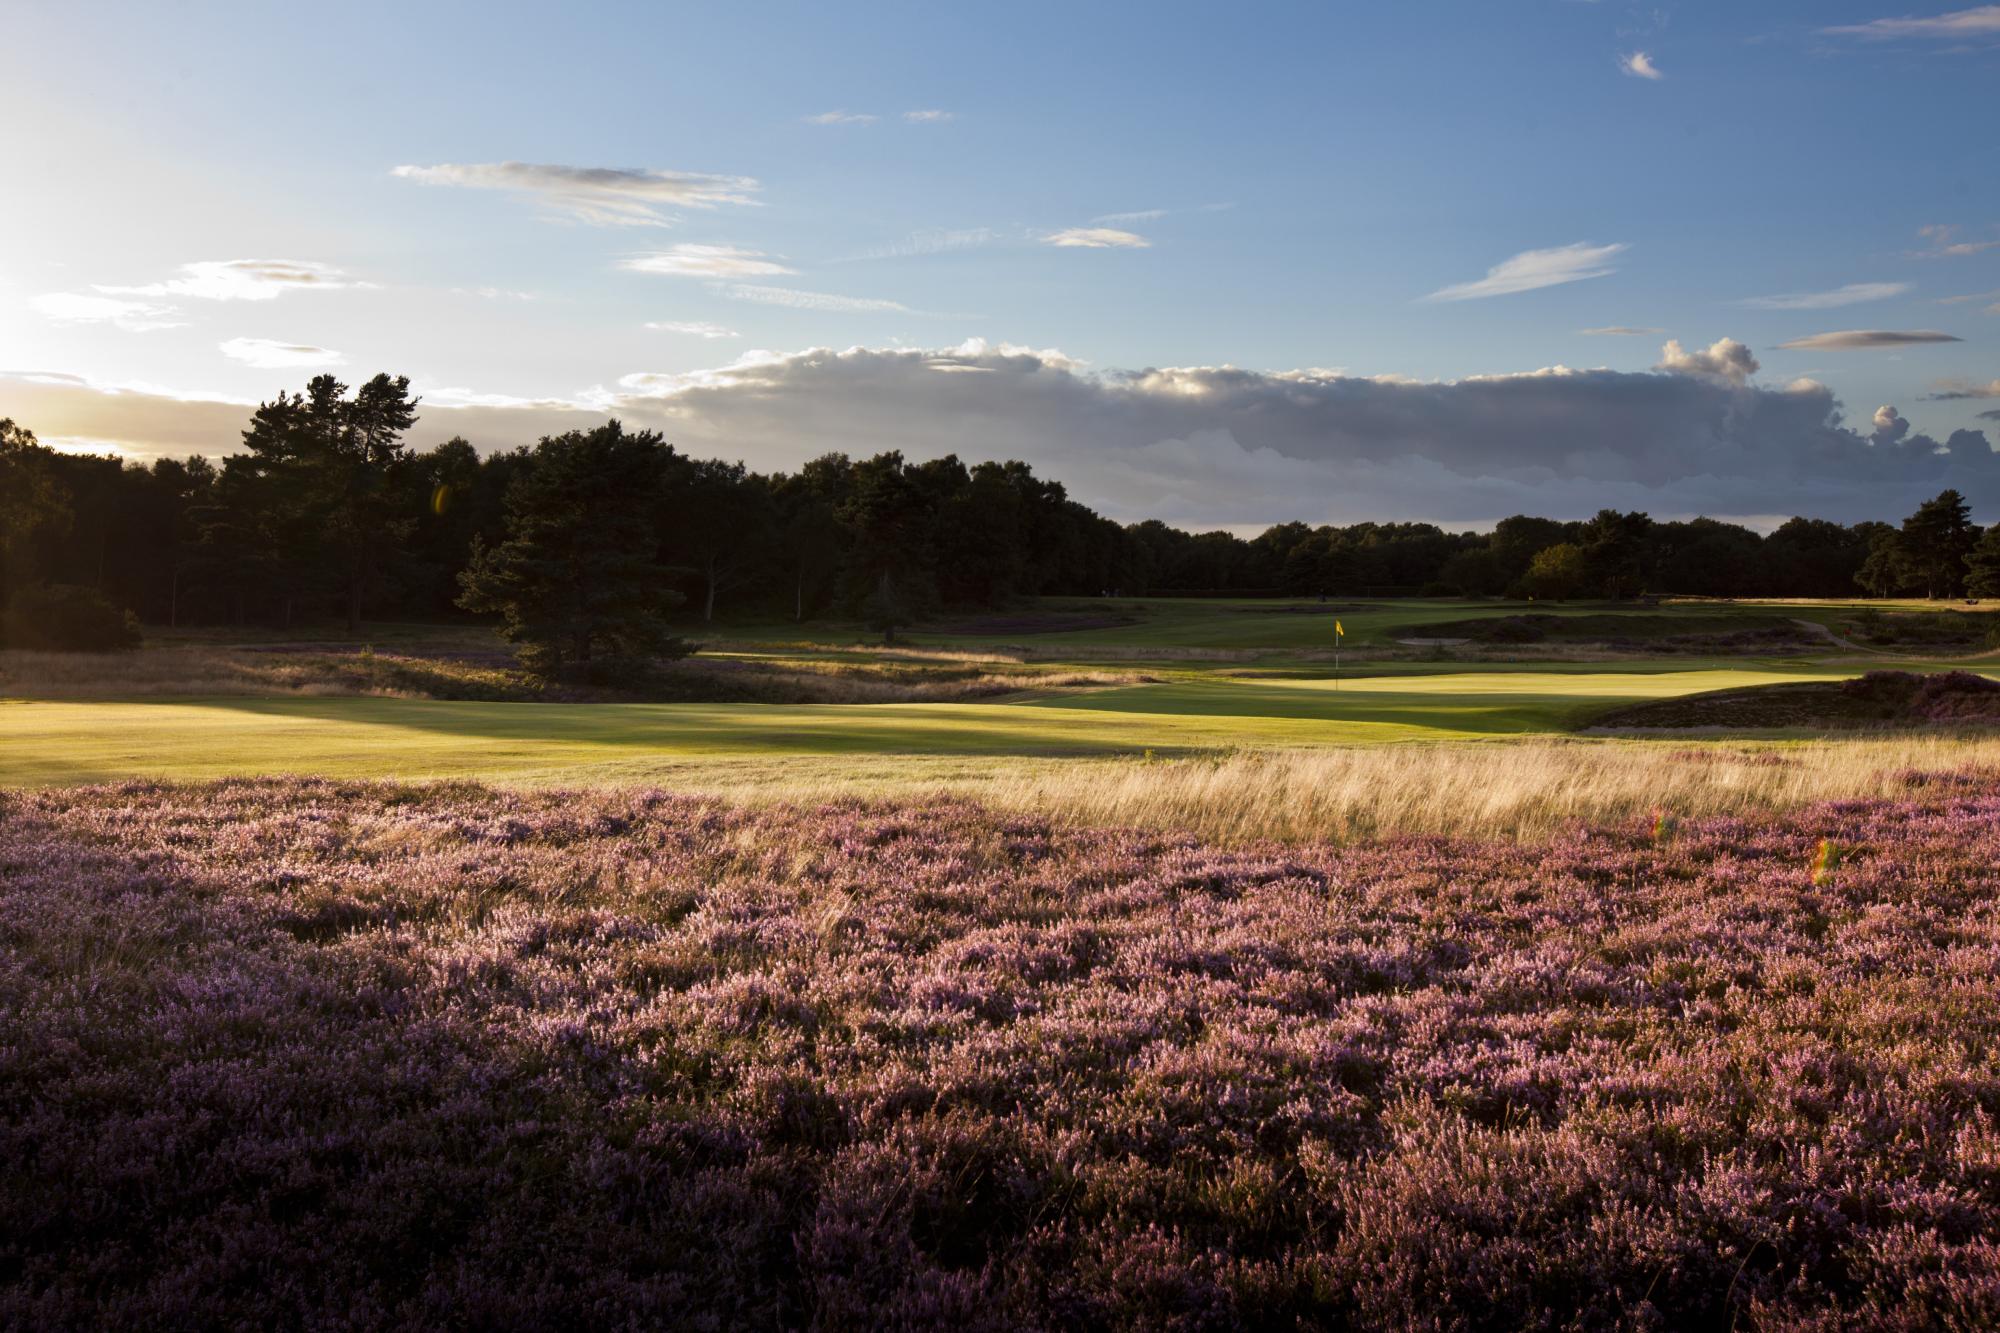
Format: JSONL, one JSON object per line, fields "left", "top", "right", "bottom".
{"left": 3, "top": 0, "right": 1998, "bottom": 530}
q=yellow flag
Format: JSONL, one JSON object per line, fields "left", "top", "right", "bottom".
{"left": 1335, "top": 620, "right": 1344, "bottom": 636}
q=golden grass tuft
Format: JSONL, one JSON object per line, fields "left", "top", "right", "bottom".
{"left": 630, "top": 737, "right": 2000, "bottom": 844}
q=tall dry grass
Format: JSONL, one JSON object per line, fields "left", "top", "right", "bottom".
{"left": 643, "top": 737, "right": 2000, "bottom": 844}
{"left": 976, "top": 739, "right": 2000, "bottom": 842}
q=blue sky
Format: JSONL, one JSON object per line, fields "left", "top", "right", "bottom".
{"left": 4, "top": 0, "right": 1998, "bottom": 527}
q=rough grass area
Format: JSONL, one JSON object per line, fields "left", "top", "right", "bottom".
{"left": 1593, "top": 670, "right": 2000, "bottom": 732}
{"left": 1835, "top": 609, "right": 2000, "bottom": 650}
{"left": 1407, "top": 612, "right": 1815, "bottom": 652}
{"left": 0, "top": 645, "right": 1144, "bottom": 706}
{"left": 5, "top": 779, "right": 2000, "bottom": 1327}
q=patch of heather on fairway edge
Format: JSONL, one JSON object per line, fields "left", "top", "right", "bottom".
{"left": 3, "top": 778, "right": 1999, "bottom": 1330}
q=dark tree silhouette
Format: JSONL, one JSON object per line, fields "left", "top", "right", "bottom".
{"left": 457, "top": 421, "right": 688, "bottom": 674}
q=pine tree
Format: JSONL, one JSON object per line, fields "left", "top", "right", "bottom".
{"left": 1966, "top": 524, "right": 2000, "bottom": 599}
{"left": 457, "top": 421, "right": 688, "bottom": 675}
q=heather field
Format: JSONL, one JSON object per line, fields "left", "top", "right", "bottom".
{"left": 6, "top": 777, "right": 2000, "bottom": 1328}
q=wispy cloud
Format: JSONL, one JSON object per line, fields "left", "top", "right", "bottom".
{"left": 1091, "top": 209, "right": 1169, "bottom": 225}
{"left": 644, "top": 320, "right": 740, "bottom": 339}
{"left": 31, "top": 292, "right": 185, "bottom": 332}
{"left": 1423, "top": 242, "right": 1627, "bottom": 302}
{"left": 903, "top": 109, "right": 953, "bottom": 122}
{"left": 621, "top": 245, "right": 796, "bottom": 278}
{"left": 806, "top": 110, "right": 878, "bottom": 125}
{"left": 718, "top": 284, "right": 911, "bottom": 312}
{"left": 843, "top": 227, "right": 998, "bottom": 261}
{"left": 1777, "top": 329, "right": 1963, "bottom": 350}
{"left": 1619, "top": 51, "right": 1664, "bottom": 79}
{"left": 391, "top": 162, "right": 759, "bottom": 226}
{"left": 101, "top": 259, "right": 354, "bottom": 302}
{"left": 218, "top": 337, "right": 345, "bottom": 369}
{"left": 1937, "top": 289, "right": 2000, "bottom": 306}
{"left": 1579, "top": 325, "right": 1664, "bottom": 336}
{"left": 1926, "top": 378, "right": 2000, "bottom": 400}
{"left": 1823, "top": 5, "right": 2000, "bottom": 39}
{"left": 1740, "top": 281, "right": 1911, "bottom": 310}
{"left": 1912, "top": 224, "right": 2000, "bottom": 259}
{"left": 1044, "top": 227, "right": 1151, "bottom": 249}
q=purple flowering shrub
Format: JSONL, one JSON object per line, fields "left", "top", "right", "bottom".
{"left": 4, "top": 777, "right": 2000, "bottom": 1328}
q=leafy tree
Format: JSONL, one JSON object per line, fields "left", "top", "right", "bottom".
{"left": 1580, "top": 509, "right": 1654, "bottom": 598}
{"left": 0, "top": 419, "right": 71, "bottom": 609}
{"left": 1519, "top": 542, "right": 1587, "bottom": 600}
{"left": 1966, "top": 525, "right": 2000, "bottom": 599}
{"left": 457, "top": 421, "right": 689, "bottom": 674}
{"left": 670, "top": 458, "right": 775, "bottom": 622}
{"left": 1855, "top": 528, "right": 1914, "bottom": 598}
{"left": 772, "top": 468, "right": 848, "bottom": 623}
{"left": 1900, "top": 488, "right": 1978, "bottom": 599}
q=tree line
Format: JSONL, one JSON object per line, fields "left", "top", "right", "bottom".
{"left": 5, "top": 371, "right": 2000, "bottom": 654}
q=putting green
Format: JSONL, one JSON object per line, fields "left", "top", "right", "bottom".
{"left": 0, "top": 664, "right": 1865, "bottom": 788}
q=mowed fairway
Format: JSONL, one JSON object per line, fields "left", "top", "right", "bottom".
{"left": 0, "top": 662, "right": 1875, "bottom": 787}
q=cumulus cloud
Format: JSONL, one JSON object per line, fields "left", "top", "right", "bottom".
{"left": 1823, "top": 5, "right": 2000, "bottom": 38}
{"left": 391, "top": 162, "right": 758, "bottom": 226}
{"left": 1742, "top": 282, "right": 1910, "bottom": 310}
{"left": 100, "top": 259, "right": 354, "bottom": 302}
{"left": 717, "top": 285, "right": 912, "bottom": 312}
{"left": 1044, "top": 227, "right": 1151, "bottom": 249}
{"left": 15, "top": 341, "right": 1997, "bottom": 526}
{"left": 621, "top": 245, "right": 795, "bottom": 278}
{"left": 806, "top": 111, "right": 878, "bottom": 125}
{"left": 32, "top": 292, "right": 185, "bottom": 332}
{"left": 1656, "top": 337, "right": 1760, "bottom": 384}
{"left": 1423, "top": 242, "right": 1627, "bottom": 302}
{"left": 644, "top": 320, "right": 740, "bottom": 339}
{"left": 1579, "top": 326, "right": 1664, "bottom": 336}
{"left": 1619, "top": 51, "right": 1663, "bottom": 79}
{"left": 218, "top": 338, "right": 345, "bottom": 369}
{"left": 903, "top": 109, "right": 953, "bottom": 122}
{"left": 1872, "top": 404, "right": 1911, "bottom": 444}
{"left": 1777, "top": 329, "right": 1963, "bottom": 350}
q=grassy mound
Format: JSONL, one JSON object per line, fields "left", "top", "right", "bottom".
{"left": 5, "top": 779, "right": 2000, "bottom": 1326}
{"left": 1592, "top": 669, "right": 2000, "bottom": 731}
{"left": 1407, "top": 611, "right": 1813, "bottom": 651}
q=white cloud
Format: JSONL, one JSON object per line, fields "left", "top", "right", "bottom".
{"left": 1872, "top": 404, "right": 1912, "bottom": 444}
{"left": 1579, "top": 325, "right": 1664, "bottom": 336}
{"left": 391, "top": 162, "right": 759, "bottom": 226}
{"left": 32, "top": 292, "right": 185, "bottom": 332}
{"left": 1927, "top": 378, "right": 2000, "bottom": 401}
{"left": 1092, "top": 209, "right": 1169, "bottom": 225}
{"left": 1423, "top": 242, "right": 1627, "bottom": 302}
{"left": 1655, "top": 337, "right": 1760, "bottom": 384}
{"left": 218, "top": 337, "right": 345, "bottom": 369}
{"left": 1619, "top": 51, "right": 1664, "bottom": 79}
{"left": 844, "top": 227, "right": 998, "bottom": 261}
{"left": 1913, "top": 224, "right": 2000, "bottom": 259}
{"left": 1823, "top": 6, "right": 2000, "bottom": 38}
{"left": 645, "top": 320, "right": 740, "bottom": 339}
{"left": 806, "top": 111, "right": 878, "bottom": 125}
{"left": 621, "top": 245, "right": 796, "bottom": 278}
{"left": 903, "top": 109, "right": 953, "bottom": 122}
{"left": 718, "top": 284, "right": 912, "bottom": 312}
{"left": 100, "top": 259, "right": 353, "bottom": 302}
{"left": 1043, "top": 227, "right": 1151, "bottom": 249}
{"left": 1741, "top": 281, "right": 1910, "bottom": 310}
{"left": 12, "top": 347, "right": 1997, "bottom": 525}
{"left": 1777, "top": 329, "right": 1963, "bottom": 350}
